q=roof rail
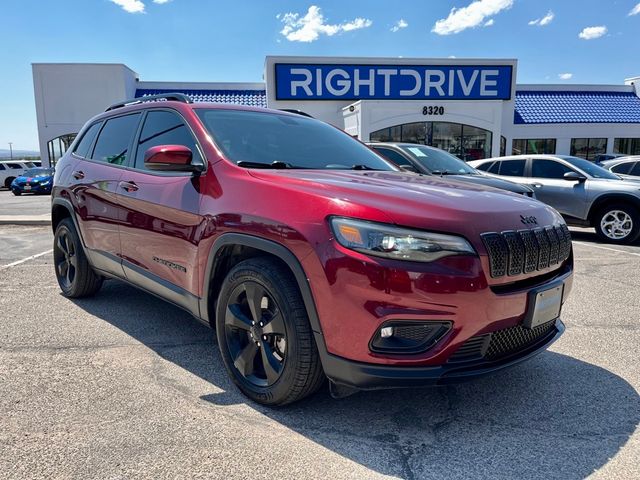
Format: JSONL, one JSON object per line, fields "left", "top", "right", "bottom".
{"left": 105, "top": 93, "right": 193, "bottom": 112}
{"left": 278, "top": 109, "right": 314, "bottom": 118}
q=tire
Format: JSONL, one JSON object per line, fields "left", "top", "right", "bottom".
{"left": 53, "top": 218, "right": 103, "bottom": 298}
{"left": 5, "top": 177, "right": 15, "bottom": 188}
{"left": 12, "top": 190, "right": 21, "bottom": 196}
{"left": 594, "top": 203, "right": 640, "bottom": 245}
{"left": 216, "top": 257, "right": 325, "bottom": 406}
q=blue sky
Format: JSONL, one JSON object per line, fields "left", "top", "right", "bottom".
{"left": 1, "top": 0, "right": 639, "bottom": 150}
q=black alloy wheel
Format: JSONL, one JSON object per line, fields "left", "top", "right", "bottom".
{"left": 55, "top": 229, "right": 78, "bottom": 290}
{"left": 216, "top": 257, "right": 325, "bottom": 405}
{"left": 224, "top": 280, "right": 287, "bottom": 387}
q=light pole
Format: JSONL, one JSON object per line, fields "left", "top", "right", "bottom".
{"left": 8, "top": 142, "right": 13, "bottom": 161}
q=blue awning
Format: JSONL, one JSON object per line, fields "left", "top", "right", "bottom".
{"left": 514, "top": 90, "right": 640, "bottom": 124}
{"left": 135, "top": 88, "right": 267, "bottom": 108}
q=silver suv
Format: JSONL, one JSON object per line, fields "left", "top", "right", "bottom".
{"left": 469, "top": 155, "right": 640, "bottom": 244}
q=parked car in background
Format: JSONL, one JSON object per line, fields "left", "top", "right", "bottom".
{"left": 10, "top": 167, "right": 55, "bottom": 195}
{"left": 0, "top": 160, "right": 32, "bottom": 189}
{"left": 367, "top": 142, "right": 535, "bottom": 197}
{"left": 469, "top": 155, "right": 640, "bottom": 244}
{"left": 600, "top": 156, "right": 640, "bottom": 178}
{"left": 51, "top": 93, "right": 573, "bottom": 406}
{"left": 593, "top": 153, "right": 626, "bottom": 165}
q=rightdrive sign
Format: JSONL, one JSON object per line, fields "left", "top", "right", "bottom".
{"left": 274, "top": 64, "right": 513, "bottom": 101}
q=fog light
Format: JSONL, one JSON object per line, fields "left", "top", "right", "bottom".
{"left": 370, "top": 321, "right": 452, "bottom": 354}
{"left": 380, "top": 326, "right": 394, "bottom": 338}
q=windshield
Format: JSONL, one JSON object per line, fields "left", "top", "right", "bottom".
{"left": 399, "top": 145, "right": 476, "bottom": 174}
{"left": 23, "top": 168, "right": 54, "bottom": 177}
{"left": 196, "top": 109, "right": 396, "bottom": 170}
{"left": 557, "top": 156, "right": 620, "bottom": 179}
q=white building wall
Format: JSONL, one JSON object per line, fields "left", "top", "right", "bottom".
{"left": 32, "top": 63, "right": 139, "bottom": 165}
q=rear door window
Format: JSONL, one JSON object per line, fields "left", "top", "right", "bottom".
{"left": 498, "top": 160, "right": 526, "bottom": 176}
{"left": 610, "top": 162, "right": 633, "bottom": 175}
{"left": 90, "top": 114, "right": 141, "bottom": 165}
{"left": 74, "top": 122, "right": 102, "bottom": 158}
{"left": 7, "top": 163, "right": 22, "bottom": 169}
{"left": 531, "top": 159, "right": 574, "bottom": 179}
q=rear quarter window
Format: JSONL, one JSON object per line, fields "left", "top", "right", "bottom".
{"left": 74, "top": 122, "right": 102, "bottom": 159}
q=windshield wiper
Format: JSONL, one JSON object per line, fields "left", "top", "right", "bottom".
{"left": 237, "top": 160, "right": 295, "bottom": 169}
{"left": 431, "top": 170, "right": 452, "bottom": 176}
{"left": 351, "top": 164, "right": 382, "bottom": 171}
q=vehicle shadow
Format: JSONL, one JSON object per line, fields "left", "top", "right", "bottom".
{"left": 72, "top": 281, "right": 639, "bottom": 479}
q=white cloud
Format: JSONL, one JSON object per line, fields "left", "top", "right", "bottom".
{"left": 432, "top": 0, "right": 513, "bottom": 35}
{"left": 578, "top": 25, "right": 607, "bottom": 40}
{"left": 110, "top": 0, "right": 145, "bottom": 13}
{"left": 484, "top": 18, "right": 494, "bottom": 26}
{"left": 391, "top": 19, "right": 408, "bottom": 32}
{"left": 629, "top": 3, "right": 640, "bottom": 16}
{"left": 109, "top": 0, "right": 172, "bottom": 13}
{"left": 558, "top": 73, "right": 573, "bottom": 80}
{"left": 529, "top": 10, "right": 554, "bottom": 26}
{"left": 278, "top": 6, "right": 372, "bottom": 42}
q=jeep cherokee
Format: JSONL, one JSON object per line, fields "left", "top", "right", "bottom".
{"left": 51, "top": 94, "right": 574, "bottom": 405}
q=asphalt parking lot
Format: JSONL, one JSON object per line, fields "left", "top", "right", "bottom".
{"left": 1, "top": 225, "right": 639, "bottom": 479}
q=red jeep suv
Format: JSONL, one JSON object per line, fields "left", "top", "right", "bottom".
{"left": 51, "top": 94, "right": 573, "bottom": 405}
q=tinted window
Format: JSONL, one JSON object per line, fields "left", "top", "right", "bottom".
{"left": 611, "top": 163, "right": 633, "bottom": 174}
{"left": 374, "top": 147, "right": 413, "bottom": 167}
{"left": 197, "top": 109, "right": 394, "bottom": 170}
{"left": 8, "top": 163, "right": 22, "bottom": 169}
{"left": 90, "top": 114, "right": 141, "bottom": 165}
{"left": 475, "top": 161, "right": 494, "bottom": 172}
{"left": 630, "top": 162, "right": 640, "bottom": 176}
{"left": 0, "top": 164, "right": 5, "bottom": 170}
{"left": 74, "top": 122, "right": 102, "bottom": 158}
{"left": 23, "top": 168, "right": 54, "bottom": 177}
{"left": 557, "top": 156, "right": 620, "bottom": 179}
{"left": 399, "top": 145, "right": 476, "bottom": 174}
{"left": 135, "top": 111, "right": 201, "bottom": 170}
{"left": 498, "top": 160, "right": 525, "bottom": 176}
{"left": 531, "top": 159, "right": 574, "bottom": 179}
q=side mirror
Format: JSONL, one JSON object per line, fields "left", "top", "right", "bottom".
{"left": 563, "top": 171, "right": 587, "bottom": 182}
{"left": 400, "top": 165, "right": 419, "bottom": 173}
{"left": 144, "top": 145, "right": 202, "bottom": 172}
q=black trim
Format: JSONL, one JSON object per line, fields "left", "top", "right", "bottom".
{"left": 121, "top": 259, "right": 201, "bottom": 320}
{"left": 325, "top": 319, "right": 564, "bottom": 390}
{"left": 51, "top": 198, "right": 84, "bottom": 245}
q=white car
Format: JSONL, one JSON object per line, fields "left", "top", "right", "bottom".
{"left": 0, "top": 161, "right": 34, "bottom": 189}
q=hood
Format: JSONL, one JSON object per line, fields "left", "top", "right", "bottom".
{"left": 248, "top": 169, "right": 562, "bottom": 240}
{"left": 446, "top": 173, "right": 533, "bottom": 194}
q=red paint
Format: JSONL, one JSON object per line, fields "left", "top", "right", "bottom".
{"left": 53, "top": 101, "right": 573, "bottom": 367}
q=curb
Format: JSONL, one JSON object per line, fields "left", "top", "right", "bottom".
{"left": 0, "top": 217, "right": 51, "bottom": 226}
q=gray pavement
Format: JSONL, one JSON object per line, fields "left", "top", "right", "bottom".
{"left": 0, "top": 189, "right": 50, "bottom": 217}
{"left": 0, "top": 226, "right": 638, "bottom": 479}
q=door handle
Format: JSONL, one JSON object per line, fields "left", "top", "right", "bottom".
{"left": 72, "top": 170, "right": 85, "bottom": 180}
{"left": 119, "top": 181, "right": 139, "bottom": 193}
{"left": 531, "top": 183, "right": 543, "bottom": 188}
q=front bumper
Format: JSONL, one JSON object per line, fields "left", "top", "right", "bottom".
{"left": 321, "top": 318, "right": 564, "bottom": 390}
{"left": 12, "top": 184, "right": 51, "bottom": 194}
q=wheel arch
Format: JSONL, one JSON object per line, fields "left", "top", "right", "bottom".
{"left": 51, "top": 198, "right": 86, "bottom": 247}
{"left": 200, "top": 233, "right": 324, "bottom": 339}
{"left": 587, "top": 194, "right": 640, "bottom": 225}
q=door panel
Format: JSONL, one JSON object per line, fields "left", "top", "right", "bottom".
{"left": 529, "top": 159, "right": 588, "bottom": 218}
{"left": 117, "top": 109, "right": 205, "bottom": 298}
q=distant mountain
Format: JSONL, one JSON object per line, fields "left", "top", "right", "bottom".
{"left": 0, "top": 149, "right": 40, "bottom": 159}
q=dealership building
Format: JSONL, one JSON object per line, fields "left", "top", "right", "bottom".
{"left": 32, "top": 56, "right": 640, "bottom": 166}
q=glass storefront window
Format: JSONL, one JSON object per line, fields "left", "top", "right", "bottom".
{"left": 512, "top": 138, "right": 556, "bottom": 155}
{"left": 614, "top": 138, "right": 640, "bottom": 155}
{"left": 500, "top": 136, "right": 506, "bottom": 157}
{"left": 370, "top": 122, "right": 493, "bottom": 161}
{"left": 47, "top": 133, "right": 77, "bottom": 166}
{"left": 570, "top": 138, "right": 607, "bottom": 161}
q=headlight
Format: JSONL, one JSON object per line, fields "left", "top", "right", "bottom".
{"left": 40, "top": 180, "right": 51, "bottom": 186}
{"left": 330, "top": 217, "right": 475, "bottom": 262}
